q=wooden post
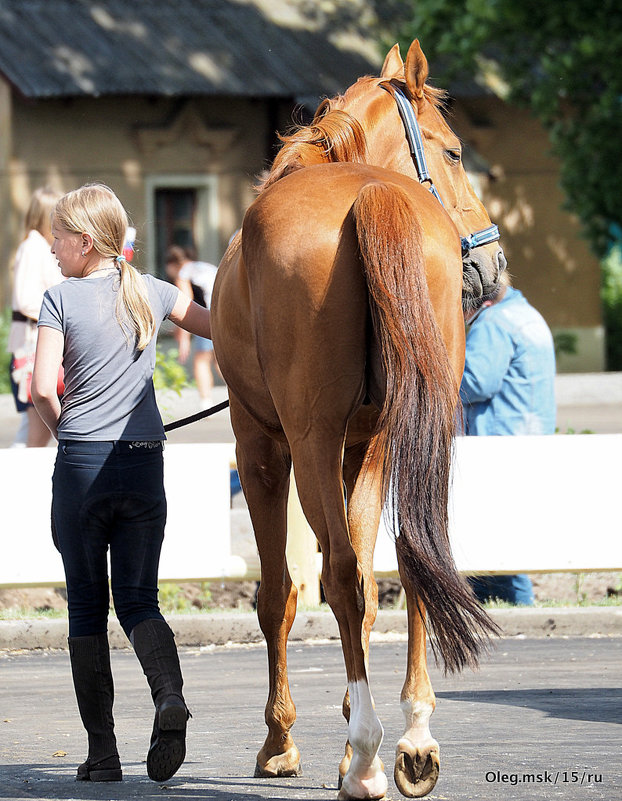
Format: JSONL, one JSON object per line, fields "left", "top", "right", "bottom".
{"left": 286, "top": 470, "right": 320, "bottom": 606}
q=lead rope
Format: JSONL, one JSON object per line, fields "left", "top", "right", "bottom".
{"left": 163, "top": 398, "right": 230, "bottom": 432}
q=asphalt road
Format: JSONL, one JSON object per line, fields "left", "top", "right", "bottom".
{"left": 1, "top": 637, "right": 620, "bottom": 801}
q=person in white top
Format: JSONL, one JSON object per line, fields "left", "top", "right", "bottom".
{"left": 7, "top": 187, "right": 63, "bottom": 447}
{"left": 165, "top": 245, "right": 220, "bottom": 409}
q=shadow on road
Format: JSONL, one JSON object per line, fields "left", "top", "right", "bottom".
{"left": 437, "top": 687, "right": 622, "bottom": 725}
{"left": 0, "top": 762, "right": 315, "bottom": 801}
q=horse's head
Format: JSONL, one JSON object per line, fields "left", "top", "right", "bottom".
{"left": 339, "top": 40, "right": 506, "bottom": 313}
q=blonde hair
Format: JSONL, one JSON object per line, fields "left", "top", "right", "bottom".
{"left": 52, "top": 184, "right": 155, "bottom": 350}
{"left": 24, "top": 187, "right": 62, "bottom": 238}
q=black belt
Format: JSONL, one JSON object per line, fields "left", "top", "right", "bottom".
{"left": 59, "top": 440, "right": 164, "bottom": 454}
{"left": 12, "top": 310, "right": 35, "bottom": 323}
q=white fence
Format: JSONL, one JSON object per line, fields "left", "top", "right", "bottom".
{"left": 0, "top": 443, "right": 241, "bottom": 587}
{"left": 377, "top": 434, "right": 622, "bottom": 574}
{"left": 1, "top": 435, "right": 621, "bottom": 588}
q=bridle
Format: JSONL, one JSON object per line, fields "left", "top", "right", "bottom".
{"left": 385, "top": 83, "right": 500, "bottom": 258}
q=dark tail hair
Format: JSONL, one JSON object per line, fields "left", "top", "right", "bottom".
{"left": 353, "top": 181, "right": 499, "bottom": 672}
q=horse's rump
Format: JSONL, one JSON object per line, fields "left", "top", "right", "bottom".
{"left": 232, "top": 165, "right": 454, "bottom": 430}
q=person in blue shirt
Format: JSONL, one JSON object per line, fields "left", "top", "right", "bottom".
{"left": 460, "top": 274, "right": 556, "bottom": 604}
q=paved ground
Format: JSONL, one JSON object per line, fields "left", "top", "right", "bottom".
{"left": 1, "top": 637, "right": 620, "bottom": 801}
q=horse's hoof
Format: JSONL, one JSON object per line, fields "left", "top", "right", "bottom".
{"left": 394, "top": 748, "right": 439, "bottom": 798}
{"left": 338, "top": 760, "right": 386, "bottom": 792}
{"left": 254, "top": 759, "right": 302, "bottom": 778}
{"left": 337, "top": 774, "right": 388, "bottom": 800}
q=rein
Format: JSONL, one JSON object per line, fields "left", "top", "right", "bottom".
{"left": 163, "top": 398, "right": 230, "bottom": 432}
{"left": 385, "top": 83, "right": 500, "bottom": 257}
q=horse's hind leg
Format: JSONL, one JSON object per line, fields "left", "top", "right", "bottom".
{"left": 338, "top": 440, "right": 384, "bottom": 786}
{"left": 290, "top": 436, "right": 388, "bottom": 800}
{"left": 230, "top": 398, "right": 301, "bottom": 778}
{"left": 393, "top": 569, "right": 439, "bottom": 798}
{"left": 342, "top": 446, "right": 439, "bottom": 799}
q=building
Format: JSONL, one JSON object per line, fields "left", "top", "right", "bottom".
{"left": 0, "top": 0, "right": 604, "bottom": 370}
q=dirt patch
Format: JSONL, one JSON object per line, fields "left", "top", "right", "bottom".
{"left": 1, "top": 572, "right": 620, "bottom": 614}
{"left": 530, "top": 571, "right": 621, "bottom": 604}
{"left": 377, "top": 572, "right": 621, "bottom": 607}
{"left": 0, "top": 586, "right": 68, "bottom": 612}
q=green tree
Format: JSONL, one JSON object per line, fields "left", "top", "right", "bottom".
{"left": 390, "top": 0, "right": 622, "bottom": 260}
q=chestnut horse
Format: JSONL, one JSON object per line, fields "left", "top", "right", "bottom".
{"left": 211, "top": 40, "right": 504, "bottom": 799}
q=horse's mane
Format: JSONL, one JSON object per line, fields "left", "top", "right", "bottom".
{"left": 258, "top": 98, "right": 367, "bottom": 192}
{"left": 258, "top": 78, "right": 448, "bottom": 193}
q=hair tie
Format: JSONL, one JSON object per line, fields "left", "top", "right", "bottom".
{"left": 115, "top": 255, "right": 126, "bottom": 265}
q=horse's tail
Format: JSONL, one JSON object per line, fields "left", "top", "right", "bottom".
{"left": 352, "top": 181, "right": 499, "bottom": 673}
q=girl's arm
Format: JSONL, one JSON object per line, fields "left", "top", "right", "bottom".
{"left": 169, "top": 292, "right": 212, "bottom": 340}
{"left": 173, "top": 277, "right": 194, "bottom": 363}
{"left": 31, "top": 326, "right": 64, "bottom": 440}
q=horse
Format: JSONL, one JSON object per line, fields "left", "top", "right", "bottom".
{"left": 211, "top": 39, "right": 505, "bottom": 799}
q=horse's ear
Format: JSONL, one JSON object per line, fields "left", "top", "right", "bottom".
{"left": 404, "top": 39, "right": 429, "bottom": 109}
{"left": 380, "top": 44, "right": 404, "bottom": 79}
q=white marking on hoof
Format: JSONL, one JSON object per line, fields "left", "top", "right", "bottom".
{"left": 340, "top": 680, "right": 387, "bottom": 799}
{"left": 398, "top": 699, "right": 438, "bottom": 753}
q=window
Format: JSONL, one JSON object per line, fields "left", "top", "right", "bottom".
{"left": 145, "top": 175, "right": 219, "bottom": 278}
{"left": 155, "top": 188, "right": 197, "bottom": 274}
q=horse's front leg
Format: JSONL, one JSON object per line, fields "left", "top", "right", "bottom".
{"left": 394, "top": 573, "right": 439, "bottom": 798}
{"left": 231, "top": 401, "right": 301, "bottom": 778}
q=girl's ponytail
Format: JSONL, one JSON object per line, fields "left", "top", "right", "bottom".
{"left": 116, "top": 256, "right": 155, "bottom": 351}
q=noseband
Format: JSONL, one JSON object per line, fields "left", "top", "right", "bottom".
{"left": 385, "top": 84, "right": 500, "bottom": 257}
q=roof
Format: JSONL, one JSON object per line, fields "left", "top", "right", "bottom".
{"left": 0, "top": 0, "right": 382, "bottom": 100}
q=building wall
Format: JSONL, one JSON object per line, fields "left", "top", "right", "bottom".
{"left": 453, "top": 97, "right": 604, "bottom": 371}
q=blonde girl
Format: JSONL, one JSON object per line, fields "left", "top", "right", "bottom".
{"left": 32, "top": 184, "right": 211, "bottom": 784}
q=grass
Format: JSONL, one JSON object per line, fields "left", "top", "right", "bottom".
{"left": 0, "top": 607, "right": 67, "bottom": 620}
{"left": 1, "top": 587, "right": 620, "bottom": 621}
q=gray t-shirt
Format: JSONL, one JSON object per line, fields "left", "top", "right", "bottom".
{"left": 38, "top": 272, "right": 179, "bottom": 441}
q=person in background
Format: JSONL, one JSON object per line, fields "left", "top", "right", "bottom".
{"left": 460, "top": 273, "right": 556, "bottom": 605}
{"left": 165, "top": 245, "right": 220, "bottom": 410}
{"left": 7, "top": 187, "right": 63, "bottom": 447}
{"left": 32, "top": 184, "right": 212, "bottom": 784}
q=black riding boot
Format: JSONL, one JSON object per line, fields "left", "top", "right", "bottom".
{"left": 68, "top": 634, "right": 122, "bottom": 782}
{"left": 130, "top": 618, "right": 189, "bottom": 782}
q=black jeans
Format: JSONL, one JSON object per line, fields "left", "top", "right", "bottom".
{"left": 52, "top": 440, "right": 167, "bottom": 638}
